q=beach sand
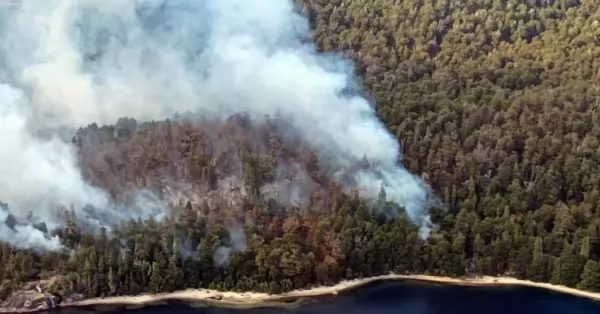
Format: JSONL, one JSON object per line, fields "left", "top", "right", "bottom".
{"left": 67, "top": 274, "right": 600, "bottom": 309}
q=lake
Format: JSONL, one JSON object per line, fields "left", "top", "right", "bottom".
{"left": 58, "top": 281, "right": 600, "bottom": 314}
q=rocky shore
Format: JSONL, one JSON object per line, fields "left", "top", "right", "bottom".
{"left": 0, "top": 280, "right": 85, "bottom": 313}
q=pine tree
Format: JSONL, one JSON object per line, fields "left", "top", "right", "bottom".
{"left": 108, "top": 267, "right": 118, "bottom": 295}
{"left": 530, "top": 237, "right": 544, "bottom": 281}
{"left": 473, "top": 233, "right": 485, "bottom": 274}
{"left": 577, "top": 260, "right": 600, "bottom": 292}
{"left": 580, "top": 236, "right": 591, "bottom": 260}
{"left": 149, "top": 262, "right": 162, "bottom": 294}
{"left": 550, "top": 258, "right": 562, "bottom": 285}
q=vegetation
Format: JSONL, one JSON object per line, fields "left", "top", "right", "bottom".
{"left": 3, "top": 0, "right": 600, "bottom": 301}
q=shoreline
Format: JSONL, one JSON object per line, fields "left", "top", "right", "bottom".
{"left": 66, "top": 274, "right": 600, "bottom": 308}
{"left": 5, "top": 274, "right": 600, "bottom": 312}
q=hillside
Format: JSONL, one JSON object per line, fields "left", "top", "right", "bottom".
{"left": 2, "top": 0, "right": 600, "bottom": 306}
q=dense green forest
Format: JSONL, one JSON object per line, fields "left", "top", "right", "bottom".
{"left": 3, "top": 0, "right": 600, "bottom": 302}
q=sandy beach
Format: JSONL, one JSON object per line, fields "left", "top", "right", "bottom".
{"left": 67, "top": 274, "right": 600, "bottom": 309}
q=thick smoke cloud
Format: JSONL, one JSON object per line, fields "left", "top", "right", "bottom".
{"left": 0, "top": 203, "right": 62, "bottom": 251}
{"left": 0, "top": 0, "right": 432, "bottom": 251}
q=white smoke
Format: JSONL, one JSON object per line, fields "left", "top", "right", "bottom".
{"left": 213, "top": 224, "right": 247, "bottom": 267}
{"left": 260, "top": 161, "right": 319, "bottom": 209}
{"left": 0, "top": 204, "right": 62, "bottom": 251}
{"left": 0, "top": 0, "right": 431, "bottom": 251}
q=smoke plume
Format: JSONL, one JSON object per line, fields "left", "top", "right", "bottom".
{"left": 0, "top": 0, "right": 431, "bottom": 251}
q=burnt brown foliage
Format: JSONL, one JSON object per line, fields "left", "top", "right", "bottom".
{"left": 74, "top": 115, "right": 345, "bottom": 215}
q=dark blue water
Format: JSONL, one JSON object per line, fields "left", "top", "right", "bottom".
{"left": 59, "top": 281, "right": 600, "bottom": 314}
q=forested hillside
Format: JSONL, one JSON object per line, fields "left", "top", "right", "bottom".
{"left": 2, "top": 0, "right": 600, "bottom": 302}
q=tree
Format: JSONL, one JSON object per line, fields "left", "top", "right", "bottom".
{"left": 108, "top": 267, "right": 118, "bottom": 295}
{"left": 577, "top": 260, "right": 600, "bottom": 292}
{"left": 530, "top": 237, "right": 545, "bottom": 281}
{"left": 149, "top": 262, "right": 162, "bottom": 294}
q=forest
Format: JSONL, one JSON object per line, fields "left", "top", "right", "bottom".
{"left": 2, "top": 0, "right": 600, "bottom": 301}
